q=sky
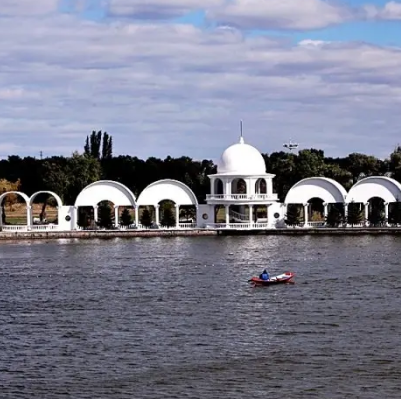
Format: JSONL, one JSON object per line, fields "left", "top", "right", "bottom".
{"left": 1, "top": 0, "right": 401, "bottom": 162}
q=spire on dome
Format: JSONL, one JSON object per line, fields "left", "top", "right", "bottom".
{"left": 239, "top": 120, "right": 244, "bottom": 144}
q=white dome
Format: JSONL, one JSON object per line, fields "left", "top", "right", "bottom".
{"left": 217, "top": 137, "right": 266, "bottom": 175}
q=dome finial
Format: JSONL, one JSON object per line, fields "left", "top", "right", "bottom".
{"left": 239, "top": 120, "right": 244, "bottom": 144}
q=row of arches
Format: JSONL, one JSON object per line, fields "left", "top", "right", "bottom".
{"left": 284, "top": 176, "right": 401, "bottom": 205}
{"left": 0, "top": 179, "right": 199, "bottom": 229}
{"left": 213, "top": 178, "right": 268, "bottom": 195}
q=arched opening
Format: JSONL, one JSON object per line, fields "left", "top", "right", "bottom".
{"left": 118, "top": 206, "right": 135, "bottom": 229}
{"left": 77, "top": 206, "right": 95, "bottom": 230}
{"left": 255, "top": 179, "right": 267, "bottom": 194}
{"left": 308, "top": 197, "right": 325, "bottom": 222}
{"left": 284, "top": 204, "right": 302, "bottom": 226}
{"left": 214, "top": 179, "right": 224, "bottom": 195}
{"left": 159, "top": 199, "right": 176, "bottom": 228}
{"left": 214, "top": 205, "right": 225, "bottom": 223}
{"left": 254, "top": 205, "right": 268, "bottom": 223}
{"left": 30, "top": 192, "right": 59, "bottom": 225}
{"left": 96, "top": 200, "right": 116, "bottom": 229}
{"left": 0, "top": 192, "right": 28, "bottom": 226}
{"left": 138, "top": 205, "right": 155, "bottom": 229}
{"left": 346, "top": 201, "right": 365, "bottom": 227}
{"left": 367, "top": 197, "right": 385, "bottom": 226}
{"left": 231, "top": 178, "right": 247, "bottom": 194}
{"left": 179, "top": 204, "right": 197, "bottom": 227}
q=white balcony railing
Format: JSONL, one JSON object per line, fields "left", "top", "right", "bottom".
{"left": 205, "top": 223, "right": 271, "bottom": 230}
{"left": 206, "top": 194, "right": 278, "bottom": 201}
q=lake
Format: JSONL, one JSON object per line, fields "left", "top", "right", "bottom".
{"left": 1, "top": 235, "right": 400, "bottom": 398}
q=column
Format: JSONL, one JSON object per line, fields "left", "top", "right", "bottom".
{"left": 303, "top": 203, "right": 309, "bottom": 227}
{"left": 249, "top": 205, "right": 254, "bottom": 226}
{"left": 27, "top": 205, "right": 32, "bottom": 228}
{"left": 114, "top": 205, "right": 119, "bottom": 227}
{"left": 384, "top": 202, "right": 389, "bottom": 226}
{"left": 94, "top": 206, "right": 98, "bottom": 223}
{"left": 175, "top": 204, "right": 180, "bottom": 228}
{"left": 155, "top": 204, "right": 160, "bottom": 225}
{"left": 323, "top": 202, "right": 329, "bottom": 219}
{"left": 73, "top": 206, "right": 78, "bottom": 230}
{"left": 225, "top": 205, "right": 230, "bottom": 227}
{"left": 135, "top": 207, "right": 139, "bottom": 227}
{"left": 364, "top": 202, "right": 369, "bottom": 225}
{"left": 344, "top": 203, "right": 348, "bottom": 225}
{"left": 0, "top": 206, "right": 2, "bottom": 227}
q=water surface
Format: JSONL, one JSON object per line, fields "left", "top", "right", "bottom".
{"left": 1, "top": 235, "right": 400, "bottom": 398}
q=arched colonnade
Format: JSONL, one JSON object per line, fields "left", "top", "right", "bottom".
{"left": 284, "top": 176, "right": 401, "bottom": 226}
{"left": 0, "top": 190, "right": 63, "bottom": 229}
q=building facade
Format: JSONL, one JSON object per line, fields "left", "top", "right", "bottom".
{"left": 1, "top": 136, "right": 400, "bottom": 232}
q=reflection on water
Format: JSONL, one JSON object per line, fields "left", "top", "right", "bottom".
{"left": 1, "top": 235, "right": 401, "bottom": 398}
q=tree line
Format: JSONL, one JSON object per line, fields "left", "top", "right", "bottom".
{"left": 1, "top": 131, "right": 401, "bottom": 208}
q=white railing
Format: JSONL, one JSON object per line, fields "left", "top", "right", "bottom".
{"left": 230, "top": 209, "right": 248, "bottom": 221}
{"left": 207, "top": 194, "right": 278, "bottom": 201}
{"left": 178, "top": 223, "right": 197, "bottom": 229}
{"left": 205, "top": 222, "right": 271, "bottom": 230}
{"left": 30, "top": 224, "right": 59, "bottom": 231}
{"left": 1, "top": 225, "right": 28, "bottom": 232}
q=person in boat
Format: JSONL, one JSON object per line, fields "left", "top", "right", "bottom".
{"left": 259, "top": 269, "right": 270, "bottom": 280}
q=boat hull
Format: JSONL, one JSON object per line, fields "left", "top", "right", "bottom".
{"left": 249, "top": 272, "right": 295, "bottom": 286}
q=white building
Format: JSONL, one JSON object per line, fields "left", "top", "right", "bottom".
{"left": 1, "top": 136, "right": 401, "bottom": 232}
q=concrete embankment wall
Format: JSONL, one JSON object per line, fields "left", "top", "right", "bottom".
{"left": 2, "top": 228, "right": 401, "bottom": 241}
{"left": 0, "top": 229, "right": 218, "bottom": 241}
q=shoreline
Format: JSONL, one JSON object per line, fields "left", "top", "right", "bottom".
{"left": 1, "top": 227, "right": 401, "bottom": 241}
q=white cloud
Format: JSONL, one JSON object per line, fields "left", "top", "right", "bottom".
{"left": 1, "top": 10, "right": 401, "bottom": 161}
{"left": 206, "top": 0, "right": 352, "bottom": 30}
{"left": 0, "top": 0, "right": 58, "bottom": 16}
{"left": 108, "top": 0, "right": 222, "bottom": 19}
{"left": 364, "top": 1, "right": 401, "bottom": 20}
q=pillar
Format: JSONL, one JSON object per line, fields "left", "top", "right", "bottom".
{"left": 27, "top": 205, "right": 32, "bottom": 227}
{"left": 94, "top": 206, "right": 98, "bottom": 223}
{"left": 323, "top": 202, "right": 329, "bottom": 219}
{"left": 303, "top": 203, "right": 309, "bottom": 227}
{"left": 364, "top": 202, "right": 369, "bottom": 224}
{"left": 175, "top": 204, "right": 180, "bottom": 228}
{"left": 249, "top": 205, "right": 254, "bottom": 225}
{"left": 225, "top": 205, "right": 230, "bottom": 226}
{"left": 344, "top": 203, "right": 348, "bottom": 224}
{"left": 135, "top": 207, "right": 139, "bottom": 226}
{"left": 114, "top": 205, "right": 119, "bottom": 227}
{"left": 73, "top": 206, "right": 78, "bottom": 230}
{"left": 155, "top": 204, "right": 160, "bottom": 225}
{"left": 384, "top": 202, "right": 389, "bottom": 226}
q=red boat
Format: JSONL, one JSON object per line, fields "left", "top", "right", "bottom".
{"left": 248, "top": 272, "right": 295, "bottom": 286}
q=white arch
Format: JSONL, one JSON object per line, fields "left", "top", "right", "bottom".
{"left": 136, "top": 179, "right": 198, "bottom": 206}
{"left": 285, "top": 177, "right": 347, "bottom": 204}
{"left": 0, "top": 190, "right": 30, "bottom": 206}
{"left": 347, "top": 176, "right": 401, "bottom": 203}
{"left": 30, "top": 191, "right": 63, "bottom": 208}
{"left": 74, "top": 180, "right": 136, "bottom": 207}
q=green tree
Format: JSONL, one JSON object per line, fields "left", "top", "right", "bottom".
{"left": 367, "top": 198, "right": 385, "bottom": 227}
{"left": 346, "top": 201, "right": 363, "bottom": 226}
{"left": 120, "top": 208, "right": 133, "bottom": 226}
{"left": 64, "top": 152, "right": 101, "bottom": 204}
{"left": 285, "top": 204, "right": 301, "bottom": 226}
{"left": 389, "top": 199, "right": 401, "bottom": 226}
{"left": 140, "top": 208, "right": 152, "bottom": 227}
{"left": 97, "top": 201, "right": 113, "bottom": 228}
{"left": 78, "top": 207, "right": 91, "bottom": 229}
{"left": 326, "top": 204, "right": 344, "bottom": 227}
{"left": 161, "top": 206, "right": 176, "bottom": 227}
{"left": 84, "top": 131, "right": 113, "bottom": 160}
